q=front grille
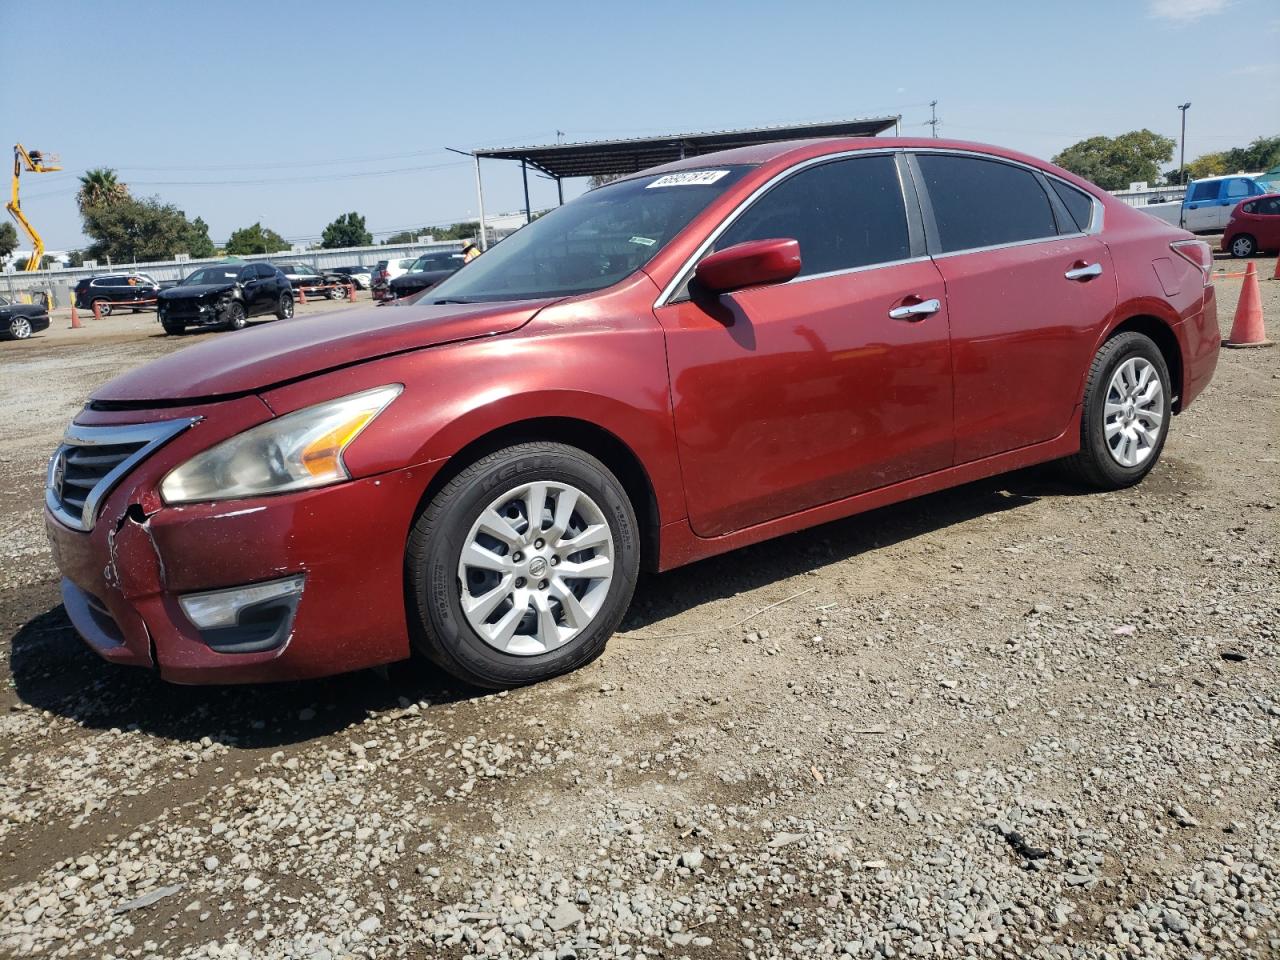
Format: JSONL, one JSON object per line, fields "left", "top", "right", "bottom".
{"left": 47, "top": 418, "right": 200, "bottom": 530}
{"left": 57, "top": 442, "right": 147, "bottom": 518}
{"left": 162, "top": 300, "right": 207, "bottom": 319}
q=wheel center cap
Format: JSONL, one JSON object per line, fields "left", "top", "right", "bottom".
{"left": 528, "top": 557, "right": 548, "bottom": 577}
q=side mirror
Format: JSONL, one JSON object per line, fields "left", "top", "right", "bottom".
{"left": 694, "top": 238, "right": 802, "bottom": 295}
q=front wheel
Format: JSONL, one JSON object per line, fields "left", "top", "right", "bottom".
{"left": 160, "top": 318, "right": 185, "bottom": 336}
{"left": 1060, "top": 332, "right": 1171, "bottom": 489}
{"left": 92, "top": 298, "right": 112, "bottom": 317}
{"left": 406, "top": 442, "right": 640, "bottom": 689}
{"left": 276, "top": 292, "right": 294, "bottom": 320}
{"left": 224, "top": 301, "right": 247, "bottom": 331}
{"left": 1229, "top": 234, "right": 1256, "bottom": 258}
{"left": 327, "top": 283, "right": 344, "bottom": 300}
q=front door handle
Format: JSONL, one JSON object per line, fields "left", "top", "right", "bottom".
{"left": 888, "top": 297, "right": 941, "bottom": 321}
{"left": 1065, "top": 262, "right": 1103, "bottom": 281}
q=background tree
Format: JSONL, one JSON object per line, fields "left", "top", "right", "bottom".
{"left": 186, "top": 217, "right": 216, "bottom": 259}
{"left": 76, "top": 168, "right": 130, "bottom": 212}
{"left": 81, "top": 196, "right": 215, "bottom": 263}
{"left": 320, "top": 212, "right": 372, "bottom": 249}
{"left": 588, "top": 173, "right": 624, "bottom": 189}
{"left": 382, "top": 222, "right": 479, "bottom": 244}
{"left": 1177, "top": 134, "right": 1280, "bottom": 183}
{"left": 0, "top": 221, "right": 18, "bottom": 265}
{"left": 225, "top": 222, "right": 290, "bottom": 256}
{"left": 1052, "top": 130, "right": 1175, "bottom": 190}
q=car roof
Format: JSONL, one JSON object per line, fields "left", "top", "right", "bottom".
{"left": 1191, "top": 173, "right": 1261, "bottom": 183}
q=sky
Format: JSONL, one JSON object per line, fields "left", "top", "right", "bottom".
{"left": 2, "top": 0, "right": 1277, "bottom": 253}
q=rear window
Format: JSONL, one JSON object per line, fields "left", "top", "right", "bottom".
{"left": 916, "top": 154, "right": 1058, "bottom": 253}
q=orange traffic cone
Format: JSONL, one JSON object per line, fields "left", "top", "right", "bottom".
{"left": 297, "top": 285, "right": 307, "bottom": 305}
{"left": 1272, "top": 254, "right": 1280, "bottom": 281}
{"left": 69, "top": 300, "right": 81, "bottom": 329}
{"left": 1223, "top": 262, "right": 1273, "bottom": 348}
{"left": 346, "top": 283, "right": 356, "bottom": 303}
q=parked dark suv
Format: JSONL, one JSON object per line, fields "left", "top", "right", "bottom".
{"left": 73, "top": 274, "right": 161, "bottom": 315}
{"left": 271, "top": 262, "right": 348, "bottom": 299}
{"left": 156, "top": 263, "right": 293, "bottom": 334}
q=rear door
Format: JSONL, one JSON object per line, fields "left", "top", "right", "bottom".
{"left": 910, "top": 151, "right": 1116, "bottom": 464}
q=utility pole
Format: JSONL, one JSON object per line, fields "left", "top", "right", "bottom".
{"left": 928, "top": 101, "right": 940, "bottom": 138}
{"left": 1177, "top": 102, "right": 1191, "bottom": 185}
{"left": 445, "top": 146, "right": 487, "bottom": 250}
{"left": 556, "top": 130, "right": 565, "bottom": 144}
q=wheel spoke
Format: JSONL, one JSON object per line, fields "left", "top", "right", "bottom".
{"left": 557, "top": 522, "right": 610, "bottom": 553}
{"left": 1105, "top": 420, "right": 1124, "bottom": 439}
{"left": 462, "top": 576, "right": 514, "bottom": 621}
{"left": 547, "top": 488, "right": 580, "bottom": 541}
{"left": 460, "top": 541, "right": 510, "bottom": 573}
{"left": 1135, "top": 407, "right": 1163, "bottom": 427}
{"left": 486, "top": 592, "right": 529, "bottom": 650}
{"left": 1104, "top": 401, "right": 1125, "bottom": 418}
{"left": 557, "top": 554, "right": 613, "bottom": 580}
{"left": 523, "top": 482, "right": 549, "bottom": 538}
{"left": 550, "top": 578, "right": 591, "bottom": 629}
{"left": 532, "top": 591, "right": 561, "bottom": 647}
{"left": 476, "top": 509, "right": 523, "bottom": 549}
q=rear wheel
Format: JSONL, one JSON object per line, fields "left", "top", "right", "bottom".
{"left": 8, "top": 316, "right": 32, "bottom": 339}
{"left": 1060, "top": 332, "right": 1171, "bottom": 489}
{"left": 1229, "top": 234, "right": 1256, "bottom": 258}
{"left": 406, "top": 442, "right": 640, "bottom": 689}
{"left": 276, "top": 292, "right": 294, "bottom": 320}
{"left": 327, "top": 283, "right": 343, "bottom": 300}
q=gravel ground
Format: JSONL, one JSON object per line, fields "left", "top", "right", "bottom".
{"left": 0, "top": 254, "right": 1277, "bottom": 959}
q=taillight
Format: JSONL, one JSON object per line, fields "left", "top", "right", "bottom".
{"left": 1170, "top": 239, "right": 1212, "bottom": 286}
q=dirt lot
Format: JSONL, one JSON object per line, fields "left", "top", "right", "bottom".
{"left": 1, "top": 257, "right": 1277, "bottom": 959}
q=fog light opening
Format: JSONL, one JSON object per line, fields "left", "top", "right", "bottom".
{"left": 178, "top": 575, "right": 306, "bottom": 654}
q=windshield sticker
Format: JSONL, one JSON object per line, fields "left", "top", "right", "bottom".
{"left": 628, "top": 235, "right": 657, "bottom": 247}
{"left": 646, "top": 170, "right": 730, "bottom": 189}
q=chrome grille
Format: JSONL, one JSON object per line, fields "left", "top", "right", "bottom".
{"left": 46, "top": 418, "right": 200, "bottom": 530}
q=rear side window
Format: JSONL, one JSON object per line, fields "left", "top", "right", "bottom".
{"left": 1049, "top": 179, "right": 1095, "bottom": 232}
{"left": 1189, "top": 181, "right": 1218, "bottom": 202}
{"left": 1224, "top": 178, "right": 1252, "bottom": 199}
{"left": 715, "top": 154, "right": 910, "bottom": 276}
{"left": 916, "top": 154, "right": 1058, "bottom": 253}
{"left": 1241, "top": 201, "right": 1257, "bottom": 214}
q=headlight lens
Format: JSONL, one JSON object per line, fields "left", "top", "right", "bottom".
{"left": 160, "top": 385, "right": 402, "bottom": 504}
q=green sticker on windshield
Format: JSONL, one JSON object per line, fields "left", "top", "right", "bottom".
{"left": 629, "top": 236, "right": 657, "bottom": 247}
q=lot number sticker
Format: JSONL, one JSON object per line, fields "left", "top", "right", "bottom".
{"left": 647, "top": 170, "right": 730, "bottom": 188}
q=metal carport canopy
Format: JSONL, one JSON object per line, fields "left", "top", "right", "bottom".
{"left": 476, "top": 116, "right": 902, "bottom": 180}
{"left": 464, "top": 116, "right": 901, "bottom": 249}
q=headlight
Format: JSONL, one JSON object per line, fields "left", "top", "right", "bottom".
{"left": 160, "top": 385, "right": 402, "bottom": 504}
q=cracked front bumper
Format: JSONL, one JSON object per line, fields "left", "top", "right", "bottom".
{"left": 44, "top": 441, "right": 439, "bottom": 684}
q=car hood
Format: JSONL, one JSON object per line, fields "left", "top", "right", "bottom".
{"left": 159, "top": 283, "right": 236, "bottom": 300}
{"left": 91, "top": 299, "right": 557, "bottom": 403}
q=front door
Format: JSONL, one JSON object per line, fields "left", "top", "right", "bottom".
{"left": 655, "top": 153, "right": 954, "bottom": 539}
{"left": 911, "top": 152, "right": 1118, "bottom": 463}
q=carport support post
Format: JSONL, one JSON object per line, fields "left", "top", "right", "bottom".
{"left": 521, "top": 161, "right": 532, "bottom": 225}
{"left": 473, "top": 153, "right": 489, "bottom": 251}
{"left": 556, "top": 177, "right": 564, "bottom": 206}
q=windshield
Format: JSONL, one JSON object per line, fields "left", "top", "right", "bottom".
{"left": 181, "top": 266, "right": 243, "bottom": 285}
{"left": 428, "top": 165, "right": 750, "bottom": 302}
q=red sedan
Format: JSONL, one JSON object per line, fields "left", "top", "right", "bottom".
{"left": 44, "top": 138, "right": 1219, "bottom": 688}
{"left": 1222, "top": 193, "right": 1280, "bottom": 258}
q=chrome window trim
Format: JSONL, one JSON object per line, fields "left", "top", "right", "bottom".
{"left": 654, "top": 148, "right": 900, "bottom": 308}
{"left": 46, "top": 417, "right": 200, "bottom": 531}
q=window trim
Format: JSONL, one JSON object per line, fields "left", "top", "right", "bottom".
{"left": 906, "top": 148, "right": 1104, "bottom": 259}
{"left": 654, "top": 148, "right": 922, "bottom": 307}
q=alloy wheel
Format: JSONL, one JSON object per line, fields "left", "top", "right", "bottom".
{"left": 457, "top": 480, "right": 615, "bottom": 656}
{"left": 1231, "top": 235, "right": 1255, "bottom": 258}
{"left": 1104, "top": 357, "right": 1164, "bottom": 468}
{"left": 10, "top": 317, "right": 32, "bottom": 339}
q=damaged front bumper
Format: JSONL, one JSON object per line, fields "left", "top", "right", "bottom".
{"left": 43, "top": 397, "right": 433, "bottom": 684}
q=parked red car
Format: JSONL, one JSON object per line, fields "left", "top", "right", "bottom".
{"left": 44, "top": 138, "right": 1219, "bottom": 688}
{"left": 1221, "top": 193, "right": 1280, "bottom": 258}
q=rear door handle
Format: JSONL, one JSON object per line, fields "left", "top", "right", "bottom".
{"left": 1064, "top": 262, "right": 1103, "bottom": 281}
{"left": 888, "top": 298, "right": 941, "bottom": 320}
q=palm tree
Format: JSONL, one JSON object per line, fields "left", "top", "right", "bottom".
{"left": 76, "top": 168, "right": 129, "bottom": 212}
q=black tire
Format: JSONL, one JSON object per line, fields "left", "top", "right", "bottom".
{"left": 1229, "top": 234, "right": 1256, "bottom": 258}
{"left": 224, "top": 301, "right": 247, "bottom": 331}
{"left": 276, "top": 292, "right": 294, "bottom": 320}
{"left": 406, "top": 442, "right": 640, "bottom": 689}
{"left": 160, "top": 318, "right": 185, "bottom": 336}
{"left": 1059, "top": 331, "right": 1171, "bottom": 490}
{"left": 92, "top": 298, "right": 111, "bottom": 317}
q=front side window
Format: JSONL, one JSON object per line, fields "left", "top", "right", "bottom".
{"left": 1224, "top": 178, "right": 1252, "bottom": 199}
{"left": 427, "top": 166, "right": 752, "bottom": 303}
{"left": 917, "top": 154, "right": 1058, "bottom": 253}
{"left": 714, "top": 154, "right": 910, "bottom": 276}
{"left": 1189, "top": 181, "right": 1218, "bottom": 202}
